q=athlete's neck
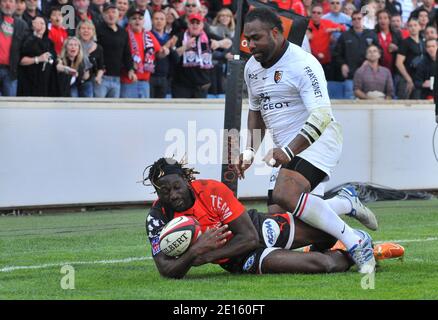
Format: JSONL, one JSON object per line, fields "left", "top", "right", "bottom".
{"left": 261, "top": 39, "right": 289, "bottom": 69}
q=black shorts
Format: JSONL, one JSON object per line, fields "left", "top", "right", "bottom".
{"left": 267, "top": 156, "right": 327, "bottom": 206}
{"left": 220, "top": 209, "right": 295, "bottom": 274}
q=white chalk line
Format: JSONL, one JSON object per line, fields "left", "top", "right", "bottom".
{"left": 0, "top": 256, "right": 153, "bottom": 272}
{"left": 1, "top": 237, "right": 437, "bottom": 273}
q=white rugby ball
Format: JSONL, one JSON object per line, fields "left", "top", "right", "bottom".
{"left": 159, "top": 216, "right": 201, "bottom": 257}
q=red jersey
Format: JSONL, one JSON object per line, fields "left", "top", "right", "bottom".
{"left": 146, "top": 179, "right": 245, "bottom": 259}
{"left": 0, "top": 16, "right": 14, "bottom": 66}
{"left": 308, "top": 19, "right": 346, "bottom": 65}
{"left": 48, "top": 24, "right": 68, "bottom": 55}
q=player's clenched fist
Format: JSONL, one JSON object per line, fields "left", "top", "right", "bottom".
{"left": 263, "top": 148, "right": 291, "bottom": 167}
{"left": 233, "top": 148, "right": 255, "bottom": 179}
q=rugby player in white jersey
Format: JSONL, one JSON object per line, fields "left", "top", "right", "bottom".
{"left": 235, "top": 7, "right": 376, "bottom": 274}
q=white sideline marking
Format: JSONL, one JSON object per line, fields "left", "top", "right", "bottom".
{"left": 374, "top": 237, "right": 438, "bottom": 244}
{"left": 2, "top": 237, "right": 438, "bottom": 273}
{"left": 0, "top": 256, "right": 153, "bottom": 272}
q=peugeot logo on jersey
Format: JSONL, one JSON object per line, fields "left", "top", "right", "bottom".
{"left": 262, "top": 219, "right": 280, "bottom": 247}
{"left": 274, "top": 71, "right": 283, "bottom": 83}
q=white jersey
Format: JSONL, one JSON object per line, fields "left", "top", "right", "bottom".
{"left": 244, "top": 42, "right": 333, "bottom": 147}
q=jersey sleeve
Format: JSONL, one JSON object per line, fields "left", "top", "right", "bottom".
{"left": 208, "top": 180, "right": 246, "bottom": 224}
{"left": 244, "top": 60, "right": 261, "bottom": 111}
{"left": 297, "top": 62, "right": 332, "bottom": 112}
{"left": 146, "top": 208, "right": 167, "bottom": 256}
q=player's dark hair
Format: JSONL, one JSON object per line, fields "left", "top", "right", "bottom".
{"left": 142, "top": 157, "right": 199, "bottom": 190}
{"left": 244, "top": 7, "right": 283, "bottom": 33}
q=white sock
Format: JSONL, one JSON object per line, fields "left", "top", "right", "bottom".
{"left": 326, "top": 195, "right": 352, "bottom": 216}
{"left": 294, "top": 193, "right": 361, "bottom": 250}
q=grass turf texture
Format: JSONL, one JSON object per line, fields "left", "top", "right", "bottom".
{"left": 1, "top": 199, "right": 438, "bottom": 300}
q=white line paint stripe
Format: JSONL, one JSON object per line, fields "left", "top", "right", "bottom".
{"left": 374, "top": 237, "right": 438, "bottom": 244}
{"left": 0, "top": 256, "right": 153, "bottom": 272}
{"left": 2, "top": 237, "right": 438, "bottom": 273}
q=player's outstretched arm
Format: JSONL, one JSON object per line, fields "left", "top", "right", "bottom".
{"left": 194, "top": 212, "right": 260, "bottom": 265}
{"left": 234, "top": 110, "right": 266, "bottom": 178}
{"left": 153, "top": 225, "right": 230, "bottom": 279}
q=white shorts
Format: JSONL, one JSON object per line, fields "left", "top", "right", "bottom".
{"left": 268, "top": 121, "right": 343, "bottom": 194}
{"left": 297, "top": 121, "right": 343, "bottom": 180}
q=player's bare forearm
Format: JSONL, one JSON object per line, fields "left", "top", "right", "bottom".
{"left": 247, "top": 110, "right": 266, "bottom": 152}
{"left": 153, "top": 249, "right": 198, "bottom": 279}
{"left": 287, "top": 133, "right": 311, "bottom": 156}
{"left": 199, "top": 213, "right": 259, "bottom": 264}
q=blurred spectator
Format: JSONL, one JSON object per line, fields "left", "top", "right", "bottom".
{"left": 302, "top": 0, "right": 312, "bottom": 17}
{"left": 425, "top": 24, "right": 437, "bottom": 40}
{"left": 48, "top": 6, "right": 67, "bottom": 55}
{"left": 385, "top": 0, "right": 402, "bottom": 16}
{"left": 353, "top": 44, "right": 394, "bottom": 99}
{"left": 76, "top": 19, "right": 104, "bottom": 97}
{"left": 307, "top": 3, "right": 347, "bottom": 98}
{"left": 413, "top": 38, "right": 436, "bottom": 99}
{"left": 333, "top": 10, "right": 379, "bottom": 99}
{"left": 416, "top": 8, "right": 430, "bottom": 32}
{"left": 171, "top": 13, "right": 230, "bottom": 98}
{"left": 56, "top": 36, "right": 90, "bottom": 96}
{"left": 343, "top": 2, "right": 356, "bottom": 17}
{"left": 172, "top": 0, "right": 201, "bottom": 36}
{"left": 169, "top": 0, "right": 185, "bottom": 17}
{"left": 17, "top": 15, "right": 56, "bottom": 96}
{"left": 391, "top": 12, "right": 410, "bottom": 38}
{"left": 323, "top": 0, "right": 352, "bottom": 31}
{"left": 45, "top": 0, "right": 71, "bottom": 19}
{"left": 149, "top": 0, "right": 168, "bottom": 14}
{"left": 120, "top": 7, "right": 165, "bottom": 98}
{"left": 376, "top": 0, "right": 386, "bottom": 11}
{"left": 1, "top": 0, "right": 29, "bottom": 96}
{"left": 150, "top": 10, "right": 178, "bottom": 98}
{"left": 395, "top": 17, "right": 425, "bottom": 99}
{"left": 362, "top": 0, "right": 378, "bottom": 29}
{"left": 164, "top": 5, "right": 178, "bottom": 33}
{"left": 399, "top": 0, "right": 418, "bottom": 24}
{"left": 411, "top": 0, "right": 435, "bottom": 22}
{"left": 22, "top": 0, "right": 42, "bottom": 27}
{"left": 116, "top": 0, "right": 129, "bottom": 28}
{"left": 375, "top": 9, "right": 402, "bottom": 72}
{"left": 69, "top": 0, "right": 103, "bottom": 36}
{"left": 91, "top": 0, "right": 105, "bottom": 13}
{"left": 95, "top": 2, "right": 136, "bottom": 97}
{"left": 209, "top": 7, "right": 234, "bottom": 39}
{"left": 133, "top": 0, "right": 152, "bottom": 31}
{"left": 14, "top": 0, "right": 26, "bottom": 18}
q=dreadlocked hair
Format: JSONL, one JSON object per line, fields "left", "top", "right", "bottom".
{"left": 142, "top": 157, "right": 199, "bottom": 190}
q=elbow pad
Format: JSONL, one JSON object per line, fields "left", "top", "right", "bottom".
{"left": 300, "top": 107, "right": 333, "bottom": 144}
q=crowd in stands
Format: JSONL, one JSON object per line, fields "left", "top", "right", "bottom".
{"left": 0, "top": 0, "right": 437, "bottom": 100}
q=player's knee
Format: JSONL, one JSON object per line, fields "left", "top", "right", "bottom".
{"left": 272, "top": 187, "right": 300, "bottom": 211}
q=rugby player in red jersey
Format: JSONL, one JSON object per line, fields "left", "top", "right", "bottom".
{"left": 145, "top": 157, "right": 355, "bottom": 279}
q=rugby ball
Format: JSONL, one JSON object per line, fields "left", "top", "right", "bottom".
{"left": 159, "top": 216, "right": 202, "bottom": 257}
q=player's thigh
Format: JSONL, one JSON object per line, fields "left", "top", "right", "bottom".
{"left": 261, "top": 249, "right": 334, "bottom": 274}
{"left": 292, "top": 218, "right": 337, "bottom": 250}
{"left": 272, "top": 166, "right": 311, "bottom": 209}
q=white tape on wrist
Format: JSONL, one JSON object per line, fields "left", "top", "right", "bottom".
{"left": 242, "top": 149, "right": 255, "bottom": 162}
{"left": 268, "top": 158, "right": 276, "bottom": 167}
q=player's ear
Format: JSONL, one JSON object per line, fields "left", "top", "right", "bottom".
{"left": 271, "top": 27, "right": 280, "bottom": 39}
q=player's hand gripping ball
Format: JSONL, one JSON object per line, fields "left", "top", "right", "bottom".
{"left": 159, "top": 216, "right": 202, "bottom": 256}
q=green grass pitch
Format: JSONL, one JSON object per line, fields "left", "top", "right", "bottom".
{"left": 1, "top": 199, "right": 438, "bottom": 300}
